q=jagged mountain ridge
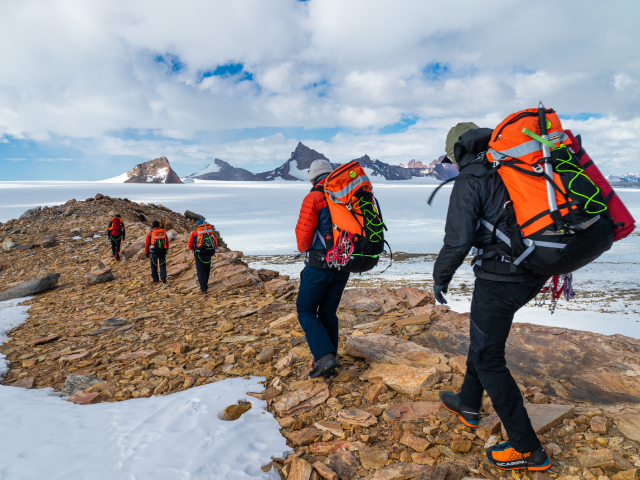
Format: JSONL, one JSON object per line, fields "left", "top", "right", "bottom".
{"left": 184, "top": 142, "right": 455, "bottom": 182}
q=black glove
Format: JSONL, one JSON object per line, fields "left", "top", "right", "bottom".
{"left": 434, "top": 284, "right": 448, "bottom": 304}
{"left": 146, "top": 252, "right": 150, "bottom": 258}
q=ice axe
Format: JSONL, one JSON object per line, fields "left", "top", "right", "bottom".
{"left": 522, "top": 102, "right": 561, "bottom": 229}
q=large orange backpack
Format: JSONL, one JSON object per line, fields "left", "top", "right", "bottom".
{"left": 482, "top": 106, "right": 614, "bottom": 275}
{"left": 194, "top": 222, "right": 217, "bottom": 257}
{"left": 149, "top": 228, "right": 168, "bottom": 256}
{"left": 322, "top": 161, "right": 389, "bottom": 273}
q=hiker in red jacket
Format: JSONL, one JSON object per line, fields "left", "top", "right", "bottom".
{"left": 144, "top": 220, "right": 169, "bottom": 284}
{"left": 295, "top": 159, "right": 349, "bottom": 379}
{"left": 188, "top": 219, "right": 218, "bottom": 294}
{"left": 107, "top": 214, "right": 125, "bottom": 261}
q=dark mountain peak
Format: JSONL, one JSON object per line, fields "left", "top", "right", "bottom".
{"left": 351, "top": 155, "right": 373, "bottom": 167}
{"left": 291, "top": 142, "right": 329, "bottom": 170}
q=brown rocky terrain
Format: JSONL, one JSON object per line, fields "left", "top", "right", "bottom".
{"left": 117, "top": 156, "right": 183, "bottom": 183}
{"left": 0, "top": 195, "right": 638, "bottom": 480}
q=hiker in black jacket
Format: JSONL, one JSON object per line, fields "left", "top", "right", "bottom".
{"left": 434, "top": 123, "right": 551, "bottom": 471}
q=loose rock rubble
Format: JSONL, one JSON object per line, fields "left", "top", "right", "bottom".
{"left": 0, "top": 195, "right": 638, "bottom": 480}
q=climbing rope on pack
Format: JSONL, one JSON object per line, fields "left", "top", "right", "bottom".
{"left": 534, "top": 273, "right": 575, "bottom": 314}
{"left": 326, "top": 230, "right": 354, "bottom": 268}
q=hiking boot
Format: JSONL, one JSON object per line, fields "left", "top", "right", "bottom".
{"left": 439, "top": 391, "right": 480, "bottom": 428}
{"left": 487, "top": 442, "right": 551, "bottom": 471}
{"left": 201, "top": 289, "right": 208, "bottom": 295}
{"left": 153, "top": 281, "right": 159, "bottom": 285}
{"left": 309, "top": 354, "right": 338, "bottom": 379}
{"left": 161, "top": 278, "right": 167, "bottom": 284}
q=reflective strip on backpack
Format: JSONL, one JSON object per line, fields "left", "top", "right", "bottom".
{"left": 488, "top": 132, "right": 569, "bottom": 161}
{"left": 478, "top": 219, "right": 511, "bottom": 246}
{"left": 326, "top": 175, "right": 371, "bottom": 203}
{"left": 478, "top": 218, "right": 567, "bottom": 266}
{"left": 313, "top": 229, "right": 327, "bottom": 249}
{"left": 198, "top": 228, "right": 214, "bottom": 235}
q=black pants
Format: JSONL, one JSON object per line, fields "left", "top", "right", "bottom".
{"left": 457, "top": 276, "right": 546, "bottom": 453}
{"left": 110, "top": 237, "right": 121, "bottom": 259}
{"left": 296, "top": 264, "right": 350, "bottom": 361}
{"left": 195, "top": 255, "right": 212, "bottom": 292}
{"left": 150, "top": 255, "right": 167, "bottom": 282}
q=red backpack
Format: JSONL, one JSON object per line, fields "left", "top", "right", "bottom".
{"left": 111, "top": 217, "right": 122, "bottom": 237}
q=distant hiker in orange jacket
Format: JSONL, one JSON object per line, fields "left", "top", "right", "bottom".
{"left": 107, "top": 214, "right": 125, "bottom": 261}
{"left": 295, "top": 159, "right": 348, "bottom": 379}
{"left": 145, "top": 220, "right": 169, "bottom": 284}
{"left": 188, "top": 219, "right": 218, "bottom": 294}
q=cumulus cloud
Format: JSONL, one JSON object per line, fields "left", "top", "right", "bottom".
{"left": 0, "top": 0, "right": 638, "bottom": 175}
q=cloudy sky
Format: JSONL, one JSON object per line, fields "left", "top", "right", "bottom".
{"left": 1, "top": 0, "right": 639, "bottom": 180}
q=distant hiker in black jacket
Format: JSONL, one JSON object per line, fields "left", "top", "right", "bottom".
{"left": 434, "top": 123, "right": 551, "bottom": 471}
{"left": 107, "top": 214, "right": 125, "bottom": 261}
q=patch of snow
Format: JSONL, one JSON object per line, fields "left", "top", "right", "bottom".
{"left": 0, "top": 297, "right": 31, "bottom": 378}
{"left": 287, "top": 160, "right": 309, "bottom": 181}
{"left": 98, "top": 171, "right": 131, "bottom": 183}
{"left": 186, "top": 163, "right": 222, "bottom": 179}
{"left": 93, "top": 234, "right": 102, "bottom": 238}
{"left": 0, "top": 297, "right": 291, "bottom": 479}
{"left": 72, "top": 236, "right": 82, "bottom": 240}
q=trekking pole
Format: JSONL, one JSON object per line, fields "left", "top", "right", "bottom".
{"left": 538, "top": 102, "right": 558, "bottom": 215}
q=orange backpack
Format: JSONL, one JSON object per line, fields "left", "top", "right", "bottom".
{"left": 149, "top": 228, "right": 168, "bottom": 256}
{"left": 322, "top": 161, "right": 389, "bottom": 273}
{"left": 194, "top": 222, "right": 217, "bottom": 256}
{"left": 482, "top": 106, "right": 613, "bottom": 275}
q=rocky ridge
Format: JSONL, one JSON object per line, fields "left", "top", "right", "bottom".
{"left": 0, "top": 197, "right": 638, "bottom": 480}
{"left": 107, "top": 156, "right": 183, "bottom": 184}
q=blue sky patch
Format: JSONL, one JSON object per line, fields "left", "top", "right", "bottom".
{"left": 155, "top": 54, "right": 185, "bottom": 73}
{"left": 559, "top": 113, "right": 605, "bottom": 121}
{"left": 379, "top": 117, "right": 419, "bottom": 134}
{"left": 423, "top": 62, "right": 451, "bottom": 81}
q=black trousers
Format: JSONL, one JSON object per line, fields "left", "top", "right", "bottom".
{"left": 195, "top": 255, "right": 212, "bottom": 292}
{"left": 457, "top": 276, "right": 546, "bottom": 453}
{"left": 150, "top": 255, "right": 167, "bottom": 282}
{"left": 110, "top": 237, "right": 121, "bottom": 259}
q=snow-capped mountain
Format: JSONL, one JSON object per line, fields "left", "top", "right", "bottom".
{"left": 101, "top": 157, "right": 183, "bottom": 184}
{"left": 254, "top": 142, "right": 339, "bottom": 181}
{"left": 183, "top": 159, "right": 257, "bottom": 182}
{"left": 180, "top": 142, "right": 458, "bottom": 183}
{"left": 606, "top": 173, "right": 640, "bottom": 183}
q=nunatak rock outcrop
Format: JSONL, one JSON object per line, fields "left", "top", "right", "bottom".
{"left": 0, "top": 196, "right": 638, "bottom": 479}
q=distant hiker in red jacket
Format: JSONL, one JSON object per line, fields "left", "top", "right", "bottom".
{"left": 145, "top": 220, "right": 169, "bottom": 284}
{"left": 295, "top": 159, "right": 349, "bottom": 379}
{"left": 188, "top": 219, "right": 218, "bottom": 294}
{"left": 107, "top": 214, "right": 125, "bottom": 261}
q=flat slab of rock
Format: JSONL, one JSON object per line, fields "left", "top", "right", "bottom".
{"left": 60, "top": 374, "right": 102, "bottom": 397}
{"left": 10, "top": 377, "right": 35, "bottom": 389}
{"left": 337, "top": 408, "right": 378, "bottom": 427}
{"left": 417, "top": 310, "right": 640, "bottom": 404}
{"left": 369, "top": 462, "right": 428, "bottom": 480}
{"left": 346, "top": 334, "right": 445, "bottom": 368}
{"left": 526, "top": 403, "right": 575, "bottom": 434}
{"left": 361, "top": 363, "right": 441, "bottom": 396}
{"left": 615, "top": 412, "right": 640, "bottom": 442}
{"left": 382, "top": 401, "right": 441, "bottom": 423}
{"left": 325, "top": 449, "right": 359, "bottom": 479}
{"left": 0, "top": 273, "right": 60, "bottom": 301}
{"left": 576, "top": 448, "right": 634, "bottom": 471}
{"left": 85, "top": 268, "right": 115, "bottom": 285}
{"left": 116, "top": 349, "right": 157, "bottom": 361}
{"left": 274, "top": 383, "right": 330, "bottom": 417}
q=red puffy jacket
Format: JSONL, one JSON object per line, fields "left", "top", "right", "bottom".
{"left": 295, "top": 178, "right": 332, "bottom": 253}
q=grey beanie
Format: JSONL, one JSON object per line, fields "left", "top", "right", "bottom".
{"left": 308, "top": 159, "right": 333, "bottom": 182}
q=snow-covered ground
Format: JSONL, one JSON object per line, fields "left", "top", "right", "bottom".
{"left": 1, "top": 181, "right": 639, "bottom": 336}
{"left": 0, "top": 297, "right": 290, "bottom": 479}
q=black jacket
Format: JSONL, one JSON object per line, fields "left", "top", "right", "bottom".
{"left": 433, "top": 128, "right": 545, "bottom": 285}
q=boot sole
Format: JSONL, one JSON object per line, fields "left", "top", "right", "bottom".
{"left": 440, "top": 401, "right": 479, "bottom": 428}
{"left": 309, "top": 360, "right": 338, "bottom": 379}
{"left": 488, "top": 458, "right": 551, "bottom": 471}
